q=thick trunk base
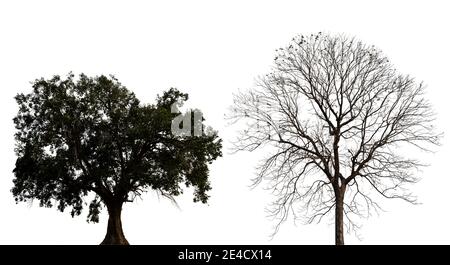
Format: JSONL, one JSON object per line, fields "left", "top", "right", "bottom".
{"left": 100, "top": 205, "right": 129, "bottom": 245}
{"left": 100, "top": 233, "right": 129, "bottom": 245}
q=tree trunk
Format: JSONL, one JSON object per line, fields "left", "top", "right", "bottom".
{"left": 335, "top": 193, "right": 345, "bottom": 245}
{"left": 100, "top": 203, "right": 129, "bottom": 245}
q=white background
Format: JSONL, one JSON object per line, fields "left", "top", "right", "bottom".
{"left": 0, "top": 0, "right": 449, "bottom": 244}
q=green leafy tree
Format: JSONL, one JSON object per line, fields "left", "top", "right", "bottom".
{"left": 12, "top": 73, "right": 222, "bottom": 244}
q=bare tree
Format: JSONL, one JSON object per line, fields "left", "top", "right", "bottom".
{"left": 229, "top": 33, "right": 441, "bottom": 245}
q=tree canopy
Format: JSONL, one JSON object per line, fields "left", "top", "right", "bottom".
{"left": 12, "top": 73, "right": 222, "bottom": 244}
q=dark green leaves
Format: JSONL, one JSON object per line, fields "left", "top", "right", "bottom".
{"left": 12, "top": 73, "right": 222, "bottom": 222}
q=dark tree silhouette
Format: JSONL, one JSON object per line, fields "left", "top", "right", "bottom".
{"left": 12, "top": 73, "right": 222, "bottom": 245}
{"left": 229, "top": 33, "right": 441, "bottom": 245}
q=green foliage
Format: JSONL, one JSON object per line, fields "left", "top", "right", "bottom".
{"left": 12, "top": 73, "right": 222, "bottom": 222}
